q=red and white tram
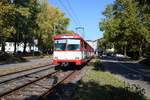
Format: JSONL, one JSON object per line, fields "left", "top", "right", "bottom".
{"left": 52, "top": 34, "right": 94, "bottom": 67}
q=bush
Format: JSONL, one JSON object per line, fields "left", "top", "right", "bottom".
{"left": 93, "top": 59, "right": 105, "bottom": 70}
{"left": 0, "top": 52, "right": 11, "bottom": 61}
{"left": 113, "top": 83, "right": 146, "bottom": 100}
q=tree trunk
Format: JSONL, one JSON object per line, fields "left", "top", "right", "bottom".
{"left": 23, "top": 41, "right": 27, "bottom": 55}
{"left": 38, "top": 38, "right": 42, "bottom": 52}
{"left": 2, "top": 41, "right": 5, "bottom": 52}
{"left": 124, "top": 45, "right": 127, "bottom": 57}
{"left": 14, "top": 41, "right": 17, "bottom": 54}
{"left": 29, "top": 44, "right": 31, "bottom": 52}
{"left": 122, "top": 46, "right": 124, "bottom": 55}
{"left": 139, "top": 43, "right": 143, "bottom": 58}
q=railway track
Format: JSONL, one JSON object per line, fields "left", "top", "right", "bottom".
{"left": 0, "top": 69, "right": 77, "bottom": 100}
{"left": 0, "top": 64, "right": 55, "bottom": 84}
{"left": 0, "top": 64, "right": 57, "bottom": 96}
{"left": 0, "top": 60, "right": 84, "bottom": 100}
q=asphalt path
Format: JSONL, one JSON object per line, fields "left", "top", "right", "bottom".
{"left": 101, "top": 56, "right": 150, "bottom": 98}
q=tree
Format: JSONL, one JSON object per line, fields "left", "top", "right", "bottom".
{"left": 36, "top": 1, "right": 69, "bottom": 52}
{"left": 136, "top": 0, "right": 150, "bottom": 57}
{"left": 13, "top": 0, "right": 39, "bottom": 54}
{"left": 99, "top": 0, "right": 148, "bottom": 57}
{"left": 0, "top": 0, "right": 69, "bottom": 54}
{"left": 0, "top": 0, "right": 30, "bottom": 52}
{"left": 0, "top": 1, "right": 16, "bottom": 52}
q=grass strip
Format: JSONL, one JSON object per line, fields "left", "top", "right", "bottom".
{"left": 72, "top": 59, "right": 148, "bottom": 100}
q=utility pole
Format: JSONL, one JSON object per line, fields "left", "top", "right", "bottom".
{"left": 75, "top": 27, "right": 85, "bottom": 38}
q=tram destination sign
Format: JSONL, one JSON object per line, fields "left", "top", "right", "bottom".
{"left": 61, "top": 36, "right": 74, "bottom": 38}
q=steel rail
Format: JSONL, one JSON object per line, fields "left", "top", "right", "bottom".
{"left": 39, "top": 71, "right": 76, "bottom": 99}
{"left": 0, "top": 64, "right": 57, "bottom": 84}
{"left": 0, "top": 70, "right": 59, "bottom": 98}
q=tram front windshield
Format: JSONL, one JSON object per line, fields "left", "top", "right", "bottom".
{"left": 54, "top": 39, "right": 80, "bottom": 51}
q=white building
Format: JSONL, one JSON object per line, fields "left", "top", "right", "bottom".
{"left": 86, "top": 40, "right": 98, "bottom": 51}
{"left": 0, "top": 42, "right": 38, "bottom": 53}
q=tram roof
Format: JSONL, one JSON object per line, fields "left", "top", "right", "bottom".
{"left": 53, "top": 33, "right": 94, "bottom": 50}
{"left": 53, "top": 33, "right": 83, "bottom": 40}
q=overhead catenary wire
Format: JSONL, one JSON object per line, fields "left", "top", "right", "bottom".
{"left": 57, "top": 0, "right": 79, "bottom": 26}
{"left": 57, "top": 0, "right": 85, "bottom": 38}
{"left": 65, "top": 0, "right": 85, "bottom": 38}
{"left": 65, "top": 0, "right": 81, "bottom": 26}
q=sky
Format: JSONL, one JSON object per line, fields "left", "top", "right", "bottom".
{"left": 48, "top": 0, "right": 114, "bottom": 40}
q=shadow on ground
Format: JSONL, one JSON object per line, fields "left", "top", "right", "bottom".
{"left": 23, "top": 82, "right": 147, "bottom": 100}
{"left": 101, "top": 56, "right": 150, "bottom": 83}
{"left": 139, "top": 58, "right": 150, "bottom": 67}
{"left": 72, "top": 81, "right": 147, "bottom": 100}
{"left": 0, "top": 52, "right": 29, "bottom": 65}
{"left": 23, "top": 83, "right": 76, "bottom": 100}
{"left": 0, "top": 57, "right": 29, "bottom": 65}
{"left": 54, "top": 65, "right": 84, "bottom": 72}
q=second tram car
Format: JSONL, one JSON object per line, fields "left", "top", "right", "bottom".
{"left": 52, "top": 34, "right": 94, "bottom": 67}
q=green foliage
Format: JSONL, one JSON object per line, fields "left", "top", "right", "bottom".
{"left": 136, "top": 0, "right": 150, "bottom": 43}
{"left": 0, "top": 3, "right": 16, "bottom": 39}
{"left": 99, "top": 0, "right": 150, "bottom": 57}
{"left": 36, "top": 1, "right": 69, "bottom": 51}
{"left": 0, "top": 0, "right": 70, "bottom": 53}
{"left": 92, "top": 59, "right": 104, "bottom": 70}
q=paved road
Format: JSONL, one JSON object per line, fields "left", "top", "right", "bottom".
{"left": 101, "top": 56, "right": 150, "bottom": 98}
